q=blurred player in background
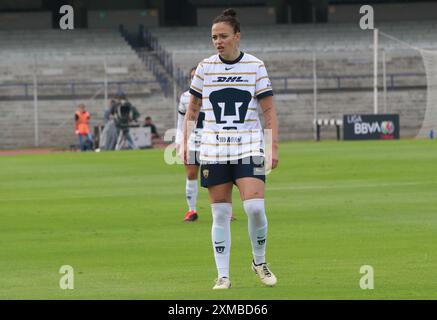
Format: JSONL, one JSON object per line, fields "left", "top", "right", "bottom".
{"left": 182, "top": 8, "right": 279, "bottom": 289}
{"left": 176, "top": 67, "right": 236, "bottom": 222}
{"left": 176, "top": 67, "right": 201, "bottom": 221}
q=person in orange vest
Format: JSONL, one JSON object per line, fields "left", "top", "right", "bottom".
{"left": 75, "top": 104, "right": 93, "bottom": 151}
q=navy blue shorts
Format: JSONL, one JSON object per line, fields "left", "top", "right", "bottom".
{"left": 200, "top": 156, "right": 266, "bottom": 188}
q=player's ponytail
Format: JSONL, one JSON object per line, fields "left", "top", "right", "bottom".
{"left": 213, "top": 8, "right": 240, "bottom": 33}
{"left": 223, "top": 8, "right": 237, "bottom": 18}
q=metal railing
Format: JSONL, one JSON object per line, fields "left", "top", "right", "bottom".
{"left": 0, "top": 80, "right": 157, "bottom": 100}
{"left": 142, "top": 29, "right": 426, "bottom": 94}
{"left": 0, "top": 72, "right": 426, "bottom": 100}
{"left": 270, "top": 72, "right": 426, "bottom": 92}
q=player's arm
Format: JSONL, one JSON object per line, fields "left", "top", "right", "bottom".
{"left": 132, "top": 106, "right": 140, "bottom": 123}
{"left": 181, "top": 95, "right": 202, "bottom": 163}
{"left": 259, "top": 96, "right": 279, "bottom": 169}
{"left": 74, "top": 114, "right": 79, "bottom": 134}
{"left": 109, "top": 104, "right": 116, "bottom": 116}
{"left": 175, "top": 112, "right": 185, "bottom": 148}
{"left": 175, "top": 96, "right": 186, "bottom": 147}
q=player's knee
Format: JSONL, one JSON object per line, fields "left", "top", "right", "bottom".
{"left": 187, "top": 172, "right": 197, "bottom": 180}
{"left": 211, "top": 202, "right": 232, "bottom": 224}
{"left": 243, "top": 198, "right": 265, "bottom": 217}
{"left": 186, "top": 166, "right": 198, "bottom": 180}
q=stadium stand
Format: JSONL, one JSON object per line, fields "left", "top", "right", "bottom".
{"left": 0, "top": 29, "right": 158, "bottom": 92}
{"left": 0, "top": 29, "right": 174, "bottom": 148}
{"left": 1, "top": 20, "right": 436, "bottom": 147}
{"left": 145, "top": 20, "right": 436, "bottom": 140}
{"left": 147, "top": 20, "right": 437, "bottom": 52}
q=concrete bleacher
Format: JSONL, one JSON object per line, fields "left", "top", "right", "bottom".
{"left": 0, "top": 29, "right": 158, "bottom": 86}
{"left": 148, "top": 20, "right": 437, "bottom": 52}
{"left": 149, "top": 21, "right": 435, "bottom": 85}
{"left": 150, "top": 21, "right": 436, "bottom": 76}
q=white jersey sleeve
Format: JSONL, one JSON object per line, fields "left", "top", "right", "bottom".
{"left": 189, "top": 62, "right": 204, "bottom": 99}
{"left": 175, "top": 91, "right": 190, "bottom": 145}
{"left": 255, "top": 63, "right": 273, "bottom": 100}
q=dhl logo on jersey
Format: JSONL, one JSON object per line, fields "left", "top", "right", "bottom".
{"left": 212, "top": 76, "right": 249, "bottom": 83}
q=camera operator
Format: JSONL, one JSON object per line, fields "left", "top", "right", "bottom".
{"left": 110, "top": 92, "right": 140, "bottom": 150}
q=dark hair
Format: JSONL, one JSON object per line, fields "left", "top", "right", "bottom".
{"left": 115, "top": 90, "right": 126, "bottom": 99}
{"left": 212, "top": 8, "right": 240, "bottom": 33}
{"left": 145, "top": 116, "right": 151, "bottom": 120}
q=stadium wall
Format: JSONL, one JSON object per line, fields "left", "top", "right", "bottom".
{"left": 88, "top": 10, "right": 159, "bottom": 29}
{"left": 328, "top": 2, "right": 437, "bottom": 23}
{"left": 196, "top": 6, "right": 276, "bottom": 26}
{"left": 274, "top": 89, "right": 426, "bottom": 140}
{"left": 0, "top": 12, "right": 51, "bottom": 30}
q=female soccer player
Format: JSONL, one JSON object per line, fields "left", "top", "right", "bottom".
{"left": 181, "top": 8, "right": 279, "bottom": 289}
{"left": 176, "top": 68, "right": 236, "bottom": 222}
{"left": 176, "top": 67, "right": 203, "bottom": 221}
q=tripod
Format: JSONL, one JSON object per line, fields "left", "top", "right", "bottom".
{"left": 115, "top": 128, "right": 138, "bottom": 150}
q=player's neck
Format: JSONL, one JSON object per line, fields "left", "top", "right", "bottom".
{"left": 220, "top": 49, "right": 240, "bottom": 63}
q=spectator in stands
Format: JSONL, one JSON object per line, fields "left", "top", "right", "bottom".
{"left": 99, "top": 98, "right": 119, "bottom": 151}
{"left": 143, "top": 116, "right": 164, "bottom": 147}
{"left": 74, "top": 104, "right": 93, "bottom": 151}
{"left": 110, "top": 92, "right": 140, "bottom": 150}
{"left": 143, "top": 116, "right": 159, "bottom": 139}
{"left": 106, "top": 89, "right": 125, "bottom": 124}
{"left": 103, "top": 99, "right": 113, "bottom": 125}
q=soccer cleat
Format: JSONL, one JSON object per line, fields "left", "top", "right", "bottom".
{"left": 230, "top": 213, "right": 236, "bottom": 221}
{"left": 184, "top": 210, "right": 198, "bottom": 222}
{"left": 213, "top": 277, "right": 231, "bottom": 290}
{"left": 252, "top": 260, "right": 277, "bottom": 287}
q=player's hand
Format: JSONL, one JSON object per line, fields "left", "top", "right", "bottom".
{"left": 175, "top": 144, "right": 182, "bottom": 162}
{"left": 266, "top": 145, "right": 278, "bottom": 172}
{"left": 178, "top": 142, "right": 188, "bottom": 165}
{"left": 271, "top": 147, "right": 279, "bottom": 169}
{"left": 75, "top": 130, "right": 79, "bottom": 135}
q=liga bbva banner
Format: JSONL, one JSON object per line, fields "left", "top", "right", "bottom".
{"left": 343, "top": 114, "right": 400, "bottom": 140}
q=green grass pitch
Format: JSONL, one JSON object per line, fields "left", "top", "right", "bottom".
{"left": 0, "top": 140, "right": 436, "bottom": 299}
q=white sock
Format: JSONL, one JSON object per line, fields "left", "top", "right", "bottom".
{"left": 211, "top": 203, "right": 232, "bottom": 278}
{"left": 186, "top": 179, "right": 198, "bottom": 212}
{"left": 243, "top": 199, "right": 268, "bottom": 265}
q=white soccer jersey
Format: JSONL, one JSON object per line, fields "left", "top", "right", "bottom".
{"left": 175, "top": 90, "right": 204, "bottom": 151}
{"left": 189, "top": 52, "right": 273, "bottom": 162}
